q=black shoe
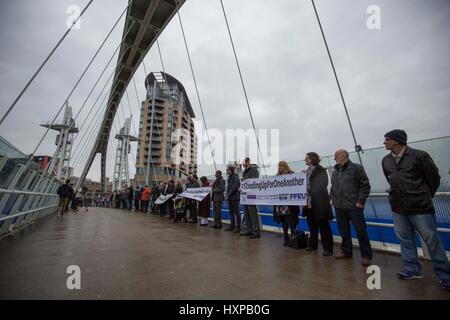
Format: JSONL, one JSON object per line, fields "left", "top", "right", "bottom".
{"left": 189, "top": 220, "right": 197, "bottom": 224}
{"left": 249, "top": 234, "right": 260, "bottom": 239}
{"left": 200, "top": 223, "right": 208, "bottom": 226}
{"left": 224, "top": 227, "right": 234, "bottom": 232}
{"left": 240, "top": 232, "right": 252, "bottom": 236}
{"left": 322, "top": 250, "right": 333, "bottom": 256}
{"left": 209, "top": 225, "right": 217, "bottom": 229}
{"left": 305, "top": 247, "right": 317, "bottom": 252}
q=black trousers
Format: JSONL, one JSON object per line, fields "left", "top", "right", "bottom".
{"left": 228, "top": 200, "right": 241, "bottom": 230}
{"left": 306, "top": 211, "right": 334, "bottom": 252}
{"left": 213, "top": 201, "right": 222, "bottom": 226}
{"left": 335, "top": 208, "right": 373, "bottom": 259}
{"left": 190, "top": 201, "right": 198, "bottom": 222}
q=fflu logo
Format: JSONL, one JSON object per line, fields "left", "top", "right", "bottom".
{"left": 66, "top": 265, "right": 81, "bottom": 290}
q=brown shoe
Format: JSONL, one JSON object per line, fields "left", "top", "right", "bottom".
{"left": 362, "top": 258, "right": 372, "bottom": 267}
{"left": 334, "top": 252, "right": 352, "bottom": 259}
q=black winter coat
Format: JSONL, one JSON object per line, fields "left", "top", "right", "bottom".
{"left": 226, "top": 173, "right": 240, "bottom": 201}
{"left": 382, "top": 146, "right": 440, "bottom": 215}
{"left": 304, "top": 165, "right": 333, "bottom": 221}
{"left": 330, "top": 160, "right": 371, "bottom": 209}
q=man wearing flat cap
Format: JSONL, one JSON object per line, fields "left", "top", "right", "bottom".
{"left": 382, "top": 129, "right": 450, "bottom": 291}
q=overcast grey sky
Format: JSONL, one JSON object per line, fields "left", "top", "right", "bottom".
{"left": 0, "top": 0, "right": 449, "bottom": 181}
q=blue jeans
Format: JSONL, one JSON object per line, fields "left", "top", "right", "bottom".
{"left": 392, "top": 212, "right": 450, "bottom": 281}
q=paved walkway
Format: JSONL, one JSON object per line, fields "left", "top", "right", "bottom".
{"left": 0, "top": 208, "right": 448, "bottom": 299}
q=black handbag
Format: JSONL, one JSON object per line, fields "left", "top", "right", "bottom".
{"left": 288, "top": 231, "right": 309, "bottom": 249}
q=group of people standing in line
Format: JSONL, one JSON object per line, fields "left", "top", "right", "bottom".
{"left": 57, "top": 129, "right": 450, "bottom": 291}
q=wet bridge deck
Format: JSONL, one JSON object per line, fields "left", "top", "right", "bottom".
{"left": 0, "top": 208, "right": 448, "bottom": 299}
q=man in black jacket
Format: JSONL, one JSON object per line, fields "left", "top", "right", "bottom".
{"left": 225, "top": 165, "right": 241, "bottom": 233}
{"left": 330, "top": 149, "right": 372, "bottom": 266}
{"left": 57, "top": 179, "right": 73, "bottom": 217}
{"left": 382, "top": 129, "right": 449, "bottom": 290}
{"left": 241, "top": 157, "right": 261, "bottom": 239}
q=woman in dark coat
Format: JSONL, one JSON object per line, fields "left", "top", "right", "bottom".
{"left": 273, "top": 161, "right": 300, "bottom": 246}
{"left": 303, "top": 152, "right": 334, "bottom": 256}
{"left": 198, "top": 176, "right": 211, "bottom": 226}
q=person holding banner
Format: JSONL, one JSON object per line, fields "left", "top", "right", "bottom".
{"left": 187, "top": 175, "right": 200, "bottom": 223}
{"left": 273, "top": 161, "right": 300, "bottom": 246}
{"left": 198, "top": 176, "right": 211, "bottom": 226}
{"left": 211, "top": 170, "right": 226, "bottom": 229}
{"left": 241, "top": 157, "right": 261, "bottom": 239}
{"left": 225, "top": 165, "right": 241, "bottom": 233}
{"left": 164, "top": 180, "right": 175, "bottom": 219}
{"left": 303, "top": 152, "right": 334, "bottom": 256}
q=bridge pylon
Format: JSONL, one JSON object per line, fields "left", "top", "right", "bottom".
{"left": 112, "top": 116, "right": 138, "bottom": 191}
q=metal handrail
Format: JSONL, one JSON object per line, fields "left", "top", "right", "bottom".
{"left": 369, "top": 192, "right": 449, "bottom": 197}
{"left": 0, "top": 204, "right": 58, "bottom": 222}
{"left": 220, "top": 209, "right": 450, "bottom": 234}
{"left": 0, "top": 188, "right": 58, "bottom": 197}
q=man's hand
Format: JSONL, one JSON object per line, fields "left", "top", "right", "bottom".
{"left": 356, "top": 202, "right": 364, "bottom": 209}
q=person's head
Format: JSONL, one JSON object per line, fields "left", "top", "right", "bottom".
{"left": 384, "top": 129, "right": 407, "bottom": 151}
{"left": 277, "top": 161, "right": 292, "bottom": 175}
{"left": 226, "top": 165, "right": 235, "bottom": 175}
{"left": 243, "top": 157, "right": 251, "bottom": 168}
{"left": 305, "top": 152, "right": 320, "bottom": 167}
{"left": 192, "top": 174, "right": 198, "bottom": 181}
{"left": 65, "top": 179, "right": 71, "bottom": 184}
{"left": 200, "top": 176, "right": 208, "bottom": 185}
{"left": 334, "top": 149, "right": 349, "bottom": 166}
{"left": 215, "top": 170, "right": 222, "bottom": 178}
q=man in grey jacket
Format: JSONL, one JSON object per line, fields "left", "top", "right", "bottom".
{"left": 211, "top": 170, "right": 226, "bottom": 229}
{"left": 330, "top": 149, "right": 372, "bottom": 266}
{"left": 225, "top": 165, "right": 241, "bottom": 233}
{"left": 241, "top": 157, "right": 261, "bottom": 239}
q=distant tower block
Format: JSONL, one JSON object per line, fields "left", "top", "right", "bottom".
{"left": 113, "top": 117, "right": 138, "bottom": 191}
{"left": 40, "top": 102, "right": 78, "bottom": 180}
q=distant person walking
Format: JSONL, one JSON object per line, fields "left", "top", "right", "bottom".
{"left": 382, "top": 129, "right": 450, "bottom": 290}
{"left": 330, "top": 149, "right": 372, "bottom": 267}
{"left": 56, "top": 179, "right": 72, "bottom": 217}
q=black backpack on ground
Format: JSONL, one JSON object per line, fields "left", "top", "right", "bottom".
{"left": 288, "top": 230, "right": 309, "bottom": 249}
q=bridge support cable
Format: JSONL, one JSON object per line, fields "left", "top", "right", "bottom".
{"left": 0, "top": 0, "right": 94, "bottom": 127}
{"left": 124, "top": 89, "right": 139, "bottom": 139}
{"left": 28, "top": 2, "right": 132, "bottom": 161}
{"left": 18, "top": 6, "right": 136, "bottom": 189}
{"left": 73, "top": 20, "right": 137, "bottom": 121}
{"left": 310, "top": 0, "right": 378, "bottom": 218}
{"left": 176, "top": 9, "right": 217, "bottom": 172}
{"left": 118, "top": 100, "right": 137, "bottom": 168}
{"left": 71, "top": 95, "right": 112, "bottom": 177}
{"left": 218, "top": 0, "right": 267, "bottom": 177}
{"left": 142, "top": 61, "right": 169, "bottom": 183}
{"left": 70, "top": 79, "right": 114, "bottom": 170}
{"left": 42, "top": 9, "right": 136, "bottom": 188}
